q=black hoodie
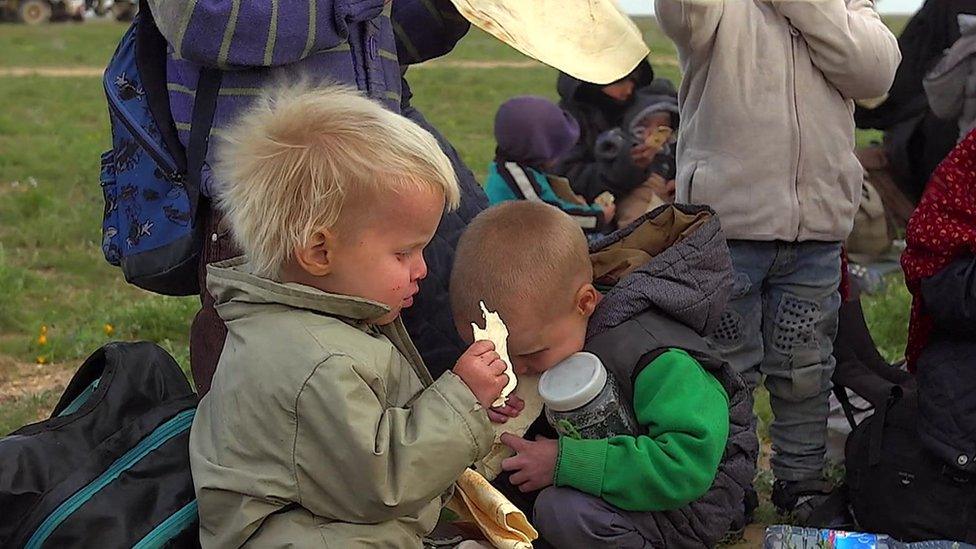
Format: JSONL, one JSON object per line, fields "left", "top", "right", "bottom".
{"left": 553, "top": 60, "right": 654, "bottom": 201}
{"left": 594, "top": 78, "right": 680, "bottom": 186}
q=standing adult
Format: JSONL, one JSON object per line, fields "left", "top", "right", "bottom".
{"left": 147, "top": 0, "right": 649, "bottom": 394}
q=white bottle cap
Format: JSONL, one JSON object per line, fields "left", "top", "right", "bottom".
{"left": 538, "top": 352, "right": 608, "bottom": 412}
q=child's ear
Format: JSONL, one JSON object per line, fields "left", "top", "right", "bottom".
{"left": 293, "top": 228, "right": 337, "bottom": 277}
{"left": 575, "top": 283, "right": 601, "bottom": 318}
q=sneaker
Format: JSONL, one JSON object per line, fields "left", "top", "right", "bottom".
{"left": 771, "top": 479, "right": 834, "bottom": 525}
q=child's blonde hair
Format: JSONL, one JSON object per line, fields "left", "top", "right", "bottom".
{"left": 450, "top": 201, "right": 592, "bottom": 337}
{"left": 215, "top": 83, "right": 460, "bottom": 279}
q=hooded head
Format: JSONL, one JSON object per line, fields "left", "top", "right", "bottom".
{"left": 494, "top": 96, "right": 581, "bottom": 168}
{"left": 622, "top": 78, "right": 680, "bottom": 140}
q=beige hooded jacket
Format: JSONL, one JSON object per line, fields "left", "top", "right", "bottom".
{"left": 189, "top": 258, "right": 493, "bottom": 548}
{"left": 655, "top": 0, "right": 901, "bottom": 242}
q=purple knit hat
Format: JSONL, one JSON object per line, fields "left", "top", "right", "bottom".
{"left": 494, "top": 96, "right": 581, "bottom": 168}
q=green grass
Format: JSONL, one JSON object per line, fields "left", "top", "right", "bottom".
{"left": 0, "top": 73, "right": 197, "bottom": 372}
{"left": 0, "top": 20, "right": 126, "bottom": 67}
{"left": 0, "top": 390, "right": 61, "bottom": 436}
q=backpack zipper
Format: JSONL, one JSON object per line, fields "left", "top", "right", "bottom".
{"left": 131, "top": 500, "right": 198, "bottom": 549}
{"left": 104, "top": 73, "right": 182, "bottom": 182}
{"left": 24, "top": 408, "right": 196, "bottom": 549}
{"left": 57, "top": 379, "right": 100, "bottom": 417}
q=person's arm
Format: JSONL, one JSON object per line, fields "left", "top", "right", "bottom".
{"left": 292, "top": 354, "right": 493, "bottom": 522}
{"left": 148, "top": 0, "right": 370, "bottom": 68}
{"left": 556, "top": 136, "right": 615, "bottom": 202}
{"left": 598, "top": 139, "right": 652, "bottom": 197}
{"left": 653, "top": 0, "right": 724, "bottom": 53}
{"left": 554, "top": 349, "right": 729, "bottom": 512}
{"left": 923, "top": 41, "right": 974, "bottom": 122}
{"left": 773, "top": 0, "right": 900, "bottom": 100}
{"left": 921, "top": 256, "right": 976, "bottom": 337}
{"left": 392, "top": 0, "right": 471, "bottom": 65}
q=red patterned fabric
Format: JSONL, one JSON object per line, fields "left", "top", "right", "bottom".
{"left": 902, "top": 129, "right": 976, "bottom": 370}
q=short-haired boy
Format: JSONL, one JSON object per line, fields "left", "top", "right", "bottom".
{"left": 188, "top": 85, "right": 508, "bottom": 548}
{"left": 450, "top": 201, "right": 758, "bottom": 547}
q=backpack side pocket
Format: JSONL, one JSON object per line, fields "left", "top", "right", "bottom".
{"left": 100, "top": 149, "right": 122, "bottom": 266}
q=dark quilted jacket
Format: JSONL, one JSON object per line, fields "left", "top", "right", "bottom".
{"left": 585, "top": 204, "right": 759, "bottom": 547}
{"left": 917, "top": 255, "right": 976, "bottom": 473}
{"left": 399, "top": 75, "right": 489, "bottom": 376}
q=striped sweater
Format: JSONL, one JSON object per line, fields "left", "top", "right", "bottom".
{"left": 148, "top": 0, "right": 469, "bottom": 196}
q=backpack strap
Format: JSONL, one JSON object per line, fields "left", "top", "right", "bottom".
{"left": 186, "top": 67, "right": 222, "bottom": 217}
{"left": 834, "top": 386, "right": 860, "bottom": 431}
{"left": 135, "top": 0, "right": 186, "bottom": 174}
{"left": 868, "top": 387, "right": 903, "bottom": 467}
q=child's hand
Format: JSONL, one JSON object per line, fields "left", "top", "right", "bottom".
{"left": 500, "top": 433, "right": 558, "bottom": 493}
{"left": 454, "top": 340, "right": 509, "bottom": 409}
{"left": 600, "top": 202, "right": 617, "bottom": 225}
{"left": 646, "top": 173, "right": 676, "bottom": 202}
{"left": 488, "top": 395, "right": 525, "bottom": 424}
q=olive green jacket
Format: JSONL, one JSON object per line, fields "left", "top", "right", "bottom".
{"left": 189, "top": 258, "right": 493, "bottom": 548}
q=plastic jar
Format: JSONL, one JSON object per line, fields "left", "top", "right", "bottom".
{"left": 538, "top": 352, "right": 638, "bottom": 439}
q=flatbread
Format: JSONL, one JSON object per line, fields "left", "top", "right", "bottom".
{"left": 594, "top": 191, "right": 616, "bottom": 208}
{"left": 474, "top": 376, "right": 545, "bottom": 481}
{"left": 448, "top": 469, "right": 539, "bottom": 549}
{"left": 472, "top": 301, "right": 517, "bottom": 408}
{"left": 447, "top": 0, "right": 649, "bottom": 85}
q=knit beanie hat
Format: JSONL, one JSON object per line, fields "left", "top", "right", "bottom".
{"left": 494, "top": 96, "right": 581, "bottom": 168}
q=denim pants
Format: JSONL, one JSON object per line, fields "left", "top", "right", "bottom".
{"left": 710, "top": 240, "right": 841, "bottom": 481}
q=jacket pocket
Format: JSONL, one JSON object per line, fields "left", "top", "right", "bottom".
{"left": 677, "top": 161, "right": 701, "bottom": 204}
{"left": 685, "top": 161, "right": 711, "bottom": 207}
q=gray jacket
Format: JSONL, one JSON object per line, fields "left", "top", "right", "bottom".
{"left": 924, "top": 15, "right": 976, "bottom": 142}
{"left": 586, "top": 204, "right": 759, "bottom": 547}
{"left": 655, "top": 0, "right": 900, "bottom": 242}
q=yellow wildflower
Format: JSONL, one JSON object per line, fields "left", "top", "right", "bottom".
{"left": 36, "top": 355, "right": 47, "bottom": 365}
{"left": 104, "top": 323, "right": 114, "bottom": 336}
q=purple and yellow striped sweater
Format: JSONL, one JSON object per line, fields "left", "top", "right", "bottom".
{"left": 149, "top": 0, "right": 469, "bottom": 195}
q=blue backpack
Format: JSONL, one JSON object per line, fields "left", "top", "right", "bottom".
{"left": 100, "top": 0, "right": 221, "bottom": 296}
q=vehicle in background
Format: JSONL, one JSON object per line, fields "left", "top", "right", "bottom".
{"left": 0, "top": 0, "right": 85, "bottom": 24}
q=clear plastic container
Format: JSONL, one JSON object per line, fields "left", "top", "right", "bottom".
{"left": 538, "top": 352, "right": 638, "bottom": 439}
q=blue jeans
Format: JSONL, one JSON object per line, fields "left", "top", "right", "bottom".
{"left": 710, "top": 241, "right": 841, "bottom": 481}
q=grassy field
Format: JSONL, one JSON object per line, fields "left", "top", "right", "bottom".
{"left": 0, "top": 16, "right": 912, "bottom": 534}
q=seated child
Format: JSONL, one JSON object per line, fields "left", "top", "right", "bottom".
{"left": 450, "top": 201, "right": 758, "bottom": 548}
{"left": 486, "top": 96, "right": 615, "bottom": 235}
{"left": 188, "top": 84, "right": 510, "bottom": 548}
{"left": 594, "top": 78, "right": 679, "bottom": 228}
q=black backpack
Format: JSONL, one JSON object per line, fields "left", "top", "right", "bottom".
{"left": 846, "top": 389, "right": 976, "bottom": 543}
{"left": 0, "top": 342, "right": 199, "bottom": 548}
